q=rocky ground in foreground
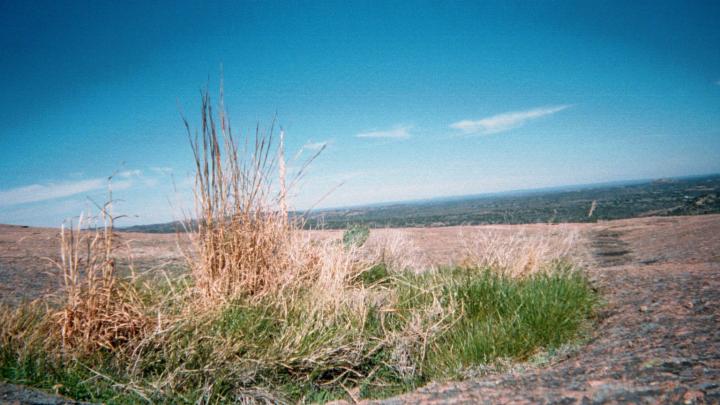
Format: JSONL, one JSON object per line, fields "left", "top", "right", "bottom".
{"left": 1, "top": 215, "right": 719, "bottom": 404}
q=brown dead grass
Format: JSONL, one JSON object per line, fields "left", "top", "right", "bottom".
{"left": 183, "top": 90, "right": 335, "bottom": 305}
{"left": 50, "top": 194, "right": 151, "bottom": 354}
{"left": 458, "top": 225, "right": 583, "bottom": 277}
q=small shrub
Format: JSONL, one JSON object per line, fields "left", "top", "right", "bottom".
{"left": 343, "top": 224, "right": 370, "bottom": 249}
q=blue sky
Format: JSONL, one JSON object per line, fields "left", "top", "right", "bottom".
{"left": 1, "top": 0, "right": 719, "bottom": 227}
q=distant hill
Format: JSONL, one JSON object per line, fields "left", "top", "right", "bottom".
{"left": 120, "top": 174, "right": 720, "bottom": 233}
{"left": 121, "top": 220, "right": 189, "bottom": 234}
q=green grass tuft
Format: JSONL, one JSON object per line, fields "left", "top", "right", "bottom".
{"left": 424, "top": 265, "right": 597, "bottom": 377}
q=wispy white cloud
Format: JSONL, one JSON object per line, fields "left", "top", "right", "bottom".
{"left": 302, "top": 141, "right": 328, "bottom": 151}
{"left": 356, "top": 125, "right": 412, "bottom": 139}
{"left": 0, "top": 173, "right": 140, "bottom": 208}
{"left": 0, "top": 168, "right": 189, "bottom": 226}
{"left": 117, "top": 169, "right": 142, "bottom": 178}
{"left": 118, "top": 169, "right": 164, "bottom": 187}
{"left": 450, "top": 105, "right": 571, "bottom": 135}
{"left": 0, "top": 179, "right": 107, "bottom": 207}
{"left": 151, "top": 167, "right": 174, "bottom": 175}
{"left": 292, "top": 140, "right": 329, "bottom": 161}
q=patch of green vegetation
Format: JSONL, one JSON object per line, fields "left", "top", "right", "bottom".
{"left": 342, "top": 224, "right": 370, "bottom": 248}
{"left": 0, "top": 263, "right": 597, "bottom": 403}
{"left": 424, "top": 266, "right": 597, "bottom": 377}
{"left": 0, "top": 336, "right": 141, "bottom": 403}
{"left": 358, "top": 263, "right": 390, "bottom": 286}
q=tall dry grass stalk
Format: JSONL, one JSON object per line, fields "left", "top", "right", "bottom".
{"left": 52, "top": 190, "right": 149, "bottom": 353}
{"left": 184, "top": 89, "right": 326, "bottom": 304}
{"left": 459, "top": 226, "right": 581, "bottom": 277}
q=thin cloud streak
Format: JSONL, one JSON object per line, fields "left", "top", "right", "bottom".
{"left": 117, "top": 169, "right": 142, "bottom": 178}
{"left": 451, "top": 105, "right": 571, "bottom": 135}
{"left": 302, "top": 141, "right": 328, "bottom": 151}
{"left": 150, "top": 167, "right": 174, "bottom": 175}
{"left": 293, "top": 140, "right": 329, "bottom": 161}
{"left": 356, "top": 125, "right": 412, "bottom": 139}
{"left": 0, "top": 179, "right": 107, "bottom": 207}
{"left": 0, "top": 178, "right": 134, "bottom": 207}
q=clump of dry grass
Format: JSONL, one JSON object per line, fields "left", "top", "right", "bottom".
{"left": 147, "top": 88, "right": 463, "bottom": 400}
{"left": 184, "top": 90, "right": 328, "bottom": 304}
{"left": 364, "top": 230, "right": 427, "bottom": 273}
{"left": 51, "top": 195, "right": 151, "bottom": 354}
{"left": 0, "top": 301, "right": 53, "bottom": 360}
{"left": 459, "top": 225, "right": 581, "bottom": 277}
